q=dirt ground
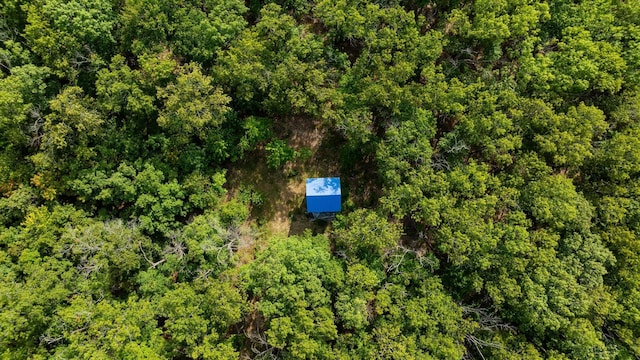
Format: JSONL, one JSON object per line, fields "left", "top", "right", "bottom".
{"left": 226, "top": 116, "right": 341, "bottom": 239}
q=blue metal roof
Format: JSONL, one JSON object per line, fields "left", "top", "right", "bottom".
{"left": 306, "top": 178, "right": 341, "bottom": 196}
{"left": 306, "top": 178, "right": 341, "bottom": 213}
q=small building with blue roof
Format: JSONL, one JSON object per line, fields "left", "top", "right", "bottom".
{"left": 306, "top": 177, "right": 341, "bottom": 220}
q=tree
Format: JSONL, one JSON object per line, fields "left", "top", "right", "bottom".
{"left": 23, "top": 0, "right": 115, "bottom": 79}
{"left": 0, "top": 64, "right": 49, "bottom": 185}
{"left": 156, "top": 63, "right": 232, "bottom": 170}
{"left": 2, "top": 0, "right": 640, "bottom": 357}
{"left": 158, "top": 281, "right": 245, "bottom": 359}
{"left": 517, "top": 100, "right": 608, "bottom": 170}
{"left": 334, "top": 263, "right": 380, "bottom": 330}
{"left": 158, "top": 63, "right": 230, "bottom": 140}
{"left": 157, "top": 211, "right": 250, "bottom": 282}
{"left": 0, "top": 205, "right": 87, "bottom": 357}
{"left": 445, "top": 0, "right": 550, "bottom": 65}
{"left": 265, "top": 139, "right": 296, "bottom": 169}
{"left": 520, "top": 174, "right": 593, "bottom": 233}
{"left": 171, "top": 0, "right": 247, "bottom": 64}
{"left": 334, "top": 258, "right": 473, "bottom": 359}
{"left": 332, "top": 209, "right": 401, "bottom": 262}
{"left": 245, "top": 232, "right": 343, "bottom": 359}
{"left": 117, "top": 0, "right": 173, "bottom": 55}
{"left": 435, "top": 85, "right": 522, "bottom": 167}
{"left": 376, "top": 108, "right": 436, "bottom": 187}
{"left": 95, "top": 55, "right": 155, "bottom": 116}
{"left": 30, "top": 86, "right": 104, "bottom": 199}
{"left": 315, "top": 1, "right": 444, "bottom": 143}
{"left": 214, "top": 3, "right": 340, "bottom": 116}
{"left": 61, "top": 219, "right": 158, "bottom": 294}
{"left": 47, "top": 296, "right": 166, "bottom": 359}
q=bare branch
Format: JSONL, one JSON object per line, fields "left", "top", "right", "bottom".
{"left": 462, "top": 306, "right": 516, "bottom": 332}
{"left": 139, "top": 242, "right": 166, "bottom": 269}
{"left": 39, "top": 334, "right": 64, "bottom": 345}
{"left": 164, "top": 237, "right": 186, "bottom": 259}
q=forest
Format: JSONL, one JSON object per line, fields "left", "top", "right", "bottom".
{"left": 1, "top": 0, "right": 640, "bottom": 358}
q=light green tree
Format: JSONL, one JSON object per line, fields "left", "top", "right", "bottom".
{"left": 23, "top": 0, "right": 115, "bottom": 79}
{"left": 245, "top": 232, "right": 343, "bottom": 359}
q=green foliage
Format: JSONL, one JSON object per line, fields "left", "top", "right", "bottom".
{"left": 2, "top": 0, "right": 640, "bottom": 357}
{"left": 0, "top": 185, "right": 37, "bottom": 226}
{"left": 0, "top": 38, "right": 32, "bottom": 71}
{"left": 217, "top": 199, "right": 250, "bottom": 226}
{"left": 601, "top": 228, "right": 640, "bottom": 355}
{"left": 214, "top": 3, "right": 340, "bottom": 116}
{"left": 238, "top": 185, "right": 265, "bottom": 208}
{"left": 265, "top": 139, "right": 296, "bottom": 169}
{"left": 549, "top": 27, "right": 626, "bottom": 94}
{"left": 0, "top": 64, "right": 50, "bottom": 141}
{"left": 0, "top": 202, "right": 248, "bottom": 358}
{"left": 334, "top": 259, "right": 473, "bottom": 359}
{"left": 61, "top": 219, "right": 157, "bottom": 293}
{"left": 316, "top": 1, "right": 444, "bottom": 143}
{"left": 332, "top": 209, "right": 401, "bottom": 262}
{"left": 96, "top": 55, "right": 155, "bottom": 116}
{"left": 30, "top": 86, "right": 104, "bottom": 198}
{"left": 157, "top": 63, "right": 230, "bottom": 142}
{"left": 118, "top": 0, "right": 246, "bottom": 62}
{"left": 23, "top": 0, "right": 115, "bottom": 79}
{"left": 377, "top": 108, "right": 437, "bottom": 186}
{"left": 171, "top": 212, "right": 246, "bottom": 276}
{"left": 69, "top": 162, "right": 187, "bottom": 234}
{"left": 158, "top": 281, "right": 245, "bottom": 357}
{"left": 437, "top": 85, "right": 522, "bottom": 167}
{"left": 48, "top": 296, "right": 165, "bottom": 358}
{"left": 521, "top": 175, "right": 593, "bottom": 232}
{"left": 591, "top": 127, "right": 640, "bottom": 184}
{"left": 0, "top": 205, "right": 87, "bottom": 355}
{"left": 117, "top": 0, "right": 173, "bottom": 55}
{"left": 0, "top": 64, "right": 49, "bottom": 184}
{"left": 238, "top": 116, "right": 273, "bottom": 157}
{"left": 182, "top": 171, "right": 227, "bottom": 210}
{"left": 446, "top": 0, "right": 550, "bottom": 63}
{"left": 246, "top": 233, "right": 342, "bottom": 358}
{"left": 519, "top": 100, "right": 608, "bottom": 169}
{"left": 171, "top": 0, "right": 247, "bottom": 63}
{"left": 334, "top": 263, "right": 380, "bottom": 330}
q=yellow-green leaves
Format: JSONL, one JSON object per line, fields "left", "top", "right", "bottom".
{"left": 333, "top": 209, "right": 401, "bottom": 261}
{"left": 521, "top": 175, "right": 592, "bottom": 232}
{"left": 96, "top": 55, "right": 155, "bottom": 116}
{"left": 215, "top": 4, "right": 334, "bottom": 116}
{"left": 246, "top": 233, "right": 341, "bottom": 358}
{"left": 157, "top": 63, "right": 230, "bottom": 141}
{"left": 23, "top": 0, "right": 115, "bottom": 79}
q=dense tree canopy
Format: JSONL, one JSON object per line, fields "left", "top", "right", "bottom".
{"left": 1, "top": 0, "right": 640, "bottom": 358}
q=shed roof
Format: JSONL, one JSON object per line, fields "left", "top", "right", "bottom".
{"left": 306, "top": 177, "right": 341, "bottom": 197}
{"left": 306, "top": 178, "right": 341, "bottom": 213}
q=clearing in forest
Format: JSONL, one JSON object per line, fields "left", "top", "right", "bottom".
{"left": 226, "top": 117, "right": 341, "bottom": 238}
